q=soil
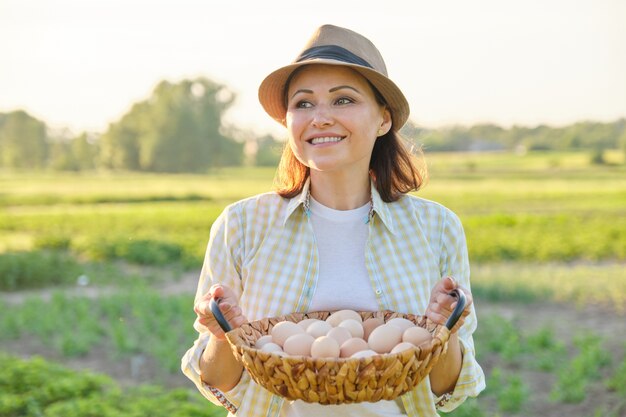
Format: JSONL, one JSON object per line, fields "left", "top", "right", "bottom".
{"left": 2, "top": 273, "right": 625, "bottom": 417}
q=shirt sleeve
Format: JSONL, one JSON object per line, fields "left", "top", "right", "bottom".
{"left": 180, "top": 204, "right": 250, "bottom": 412}
{"left": 434, "top": 209, "right": 486, "bottom": 412}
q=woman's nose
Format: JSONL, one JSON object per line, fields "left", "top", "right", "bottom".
{"left": 311, "top": 106, "right": 334, "bottom": 128}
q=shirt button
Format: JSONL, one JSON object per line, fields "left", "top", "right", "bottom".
{"left": 375, "top": 289, "right": 382, "bottom": 295}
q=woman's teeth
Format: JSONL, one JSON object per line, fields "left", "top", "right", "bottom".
{"left": 310, "top": 136, "right": 343, "bottom": 145}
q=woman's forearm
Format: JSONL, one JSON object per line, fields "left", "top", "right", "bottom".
{"left": 429, "top": 333, "right": 462, "bottom": 396}
{"left": 199, "top": 337, "right": 244, "bottom": 392}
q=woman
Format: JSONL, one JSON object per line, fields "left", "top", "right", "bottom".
{"left": 182, "top": 24, "right": 485, "bottom": 416}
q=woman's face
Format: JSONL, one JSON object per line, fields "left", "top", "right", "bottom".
{"left": 285, "top": 65, "right": 391, "bottom": 176}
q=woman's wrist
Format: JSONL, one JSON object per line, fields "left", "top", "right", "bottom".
{"left": 429, "top": 333, "right": 463, "bottom": 396}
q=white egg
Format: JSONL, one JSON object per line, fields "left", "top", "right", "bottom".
{"left": 310, "top": 336, "right": 340, "bottom": 358}
{"left": 283, "top": 333, "right": 315, "bottom": 356}
{"left": 387, "top": 317, "right": 415, "bottom": 332}
{"left": 338, "top": 319, "right": 364, "bottom": 339}
{"left": 271, "top": 321, "right": 305, "bottom": 347}
{"left": 255, "top": 335, "right": 274, "bottom": 349}
{"left": 368, "top": 323, "right": 403, "bottom": 353}
{"left": 390, "top": 342, "right": 416, "bottom": 354}
{"left": 306, "top": 320, "right": 333, "bottom": 338}
{"left": 326, "top": 310, "right": 362, "bottom": 327}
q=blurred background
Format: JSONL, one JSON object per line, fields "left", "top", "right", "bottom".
{"left": 1, "top": 1, "right": 625, "bottom": 416}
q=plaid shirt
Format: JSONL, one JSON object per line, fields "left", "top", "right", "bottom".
{"left": 181, "top": 180, "right": 485, "bottom": 416}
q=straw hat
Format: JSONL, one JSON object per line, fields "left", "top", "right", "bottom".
{"left": 258, "top": 24, "right": 410, "bottom": 131}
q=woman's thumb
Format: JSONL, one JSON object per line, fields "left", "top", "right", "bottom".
{"left": 443, "top": 276, "right": 457, "bottom": 291}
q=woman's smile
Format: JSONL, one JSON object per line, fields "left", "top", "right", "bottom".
{"left": 285, "top": 64, "right": 391, "bottom": 175}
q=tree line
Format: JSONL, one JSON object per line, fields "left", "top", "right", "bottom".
{"left": 1, "top": 76, "right": 625, "bottom": 172}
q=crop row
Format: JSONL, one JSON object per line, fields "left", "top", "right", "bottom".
{"left": 1, "top": 289, "right": 624, "bottom": 416}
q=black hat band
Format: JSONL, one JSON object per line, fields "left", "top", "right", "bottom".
{"left": 296, "top": 45, "right": 374, "bottom": 69}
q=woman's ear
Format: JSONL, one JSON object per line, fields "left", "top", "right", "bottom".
{"left": 378, "top": 108, "right": 393, "bottom": 137}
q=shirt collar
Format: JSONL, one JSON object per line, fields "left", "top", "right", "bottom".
{"left": 370, "top": 182, "right": 397, "bottom": 234}
{"left": 284, "top": 178, "right": 398, "bottom": 235}
{"left": 284, "top": 178, "right": 311, "bottom": 225}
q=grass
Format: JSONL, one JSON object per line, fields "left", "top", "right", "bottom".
{"left": 0, "top": 287, "right": 195, "bottom": 376}
{"left": 470, "top": 262, "right": 626, "bottom": 312}
{"left": 0, "top": 353, "right": 225, "bottom": 417}
{"left": 1, "top": 150, "right": 625, "bottom": 416}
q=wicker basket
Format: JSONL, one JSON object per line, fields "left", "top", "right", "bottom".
{"left": 211, "top": 290, "right": 465, "bottom": 405}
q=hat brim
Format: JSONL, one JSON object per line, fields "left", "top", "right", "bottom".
{"left": 258, "top": 59, "right": 409, "bottom": 131}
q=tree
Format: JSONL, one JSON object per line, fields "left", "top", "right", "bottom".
{"left": 0, "top": 110, "right": 48, "bottom": 169}
{"left": 255, "top": 135, "right": 283, "bottom": 167}
{"left": 99, "top": 78, "right": 243, "bottom": 172}
{"left": 48, "top": 132, "right": 99, "bottom": 171}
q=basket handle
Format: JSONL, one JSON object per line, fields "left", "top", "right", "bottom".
{"left": 444, "top": 289, "right": 467, "bottom": 331}
{"left": 209, "top": 298, "right": 233, "bottom": 333}
{"left": 211, "top": 290, "right": 465, "bottom": 333}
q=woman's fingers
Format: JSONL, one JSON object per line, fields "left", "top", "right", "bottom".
{"left": 194, "top": 285, "right": 247, "bottom": 340}
{"left": 426, "top": 278, "right": 473, "bottom": 333}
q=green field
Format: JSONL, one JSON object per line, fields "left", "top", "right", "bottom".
{"left": 1, "top": 150, "right": 625, "bottom": 416}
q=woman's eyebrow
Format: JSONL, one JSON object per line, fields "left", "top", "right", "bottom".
{"left": 290, "top": 89, "right": 313, "bottom": 99}
{"left": 328, "top": 85, "right": 360, "bottom": 94}
{"left": 290, "top": 85, "right": 360, "bottom": 100}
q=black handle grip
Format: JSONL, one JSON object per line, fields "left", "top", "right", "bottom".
{"left": 209, "top": 298, "right": 232, "bottom": 333}
{"left": 444, "top": 289, "right": 467, "bottom": 331}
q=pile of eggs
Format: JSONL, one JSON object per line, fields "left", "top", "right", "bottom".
{"left": 254, "top": 309, "right": 432, "bottom": 359}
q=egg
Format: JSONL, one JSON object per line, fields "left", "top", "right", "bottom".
{"left": 390, "top": 342, "right": 416, "bottom": 354}
{"left": 271, "top": 321, "right": 305, "bottom": 347}
{"left": 350, "top": 349, "right": 378, "bottom": 359}
{"left": 298, "top": 318, "right": 321, "bottom": 331}
{"left": 326, "top": 310, "right": 362, "bottom": 327}
{"left": 306, "top": 320, "right": 333, "bottom": 338}
{"left": 387, "top": 317, "right": 415, "bottom": 332}
{"left": 362, "top": 317, "right": 384, "bottom": 341}
{"left": 402, "top": 326, "right": 433, "bottom": 347}
{"left": 310, "top": 336, "right": 340, "bottom": 358}
{"left": 255, "top": 335, "right": 273, "bottom": 349}
{"left": 368, "top": 323, "right": 403, "bottom": 353}
{"left": 327, "top": 326, "right": 352, "bottom": 346}
{"left": 338, "top": 319, "right": 364, "bottom": 339}
{"left": 340, "top": 337, "right": 369, "bottom": 358}
{"left": 260, "top": 342, "right": 283, "bottom": 353}
{"left": 283, "top": 333, "right": 315, "bottom": 356}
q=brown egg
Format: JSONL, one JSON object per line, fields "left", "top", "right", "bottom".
{"left": 326, "top": 310, "right": 362, "bottom": 327}
{"left": 402, "top": 326, "right": 433, "bottom": 347}
{"left": 327, "top": 326, "right": 352, "bottom": 347}
{"left": 283, "top": 333, "right": 315, "bottom": 356}
{"left": 362, "top": 317, "right": 384, "bottom": 341}
{"left": 340, "top": 337, "right": 369, "bottom": 358}
{"left": 368, "top": 323, "right": 403, "bottom": 353}
{"left": 387, "top": 317, "right": 415, "bottom": 332}
{"left": 306, "top": 320, "right": 333, "bottom": 338}
{"left": 271, "top": 321, "right": 305, "bottom": 347}
{"left": 310, "top": 336, "right": 340, "bottom": 358}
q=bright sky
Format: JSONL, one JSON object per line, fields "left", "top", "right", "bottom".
{"left": 1, "top": 0, "right": 625, "bottom": 137}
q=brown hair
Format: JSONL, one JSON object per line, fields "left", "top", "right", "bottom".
{"left": 274, "top": 130, "right": 427, "bottom": 202}
{"left": 273, "top": 69, "right": 427, "bottom": 202}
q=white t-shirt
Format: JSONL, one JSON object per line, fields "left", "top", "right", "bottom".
{"left": 281, "top": 197, "right": 406, "bottom": 417}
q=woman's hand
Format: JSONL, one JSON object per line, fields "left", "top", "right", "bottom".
{"left": 425, "top": 276, "right": 473, "bottom": 333}
{"left": 194, "top": 284, "right": 247, "bottom": 340}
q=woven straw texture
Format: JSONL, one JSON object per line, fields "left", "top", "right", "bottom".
{"left": 225, "top": 310, "right": 450, "bottom": 405}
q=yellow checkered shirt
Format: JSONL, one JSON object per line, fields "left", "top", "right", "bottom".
{"left": 182, "top": 181, "right": 485, "bottom": 416}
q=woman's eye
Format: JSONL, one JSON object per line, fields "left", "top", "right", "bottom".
{"left": 335, "top": 97, "right": 354, "bottom": 105}
{"left": 295, "top": 100, "right": 313, "bottom": 109}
